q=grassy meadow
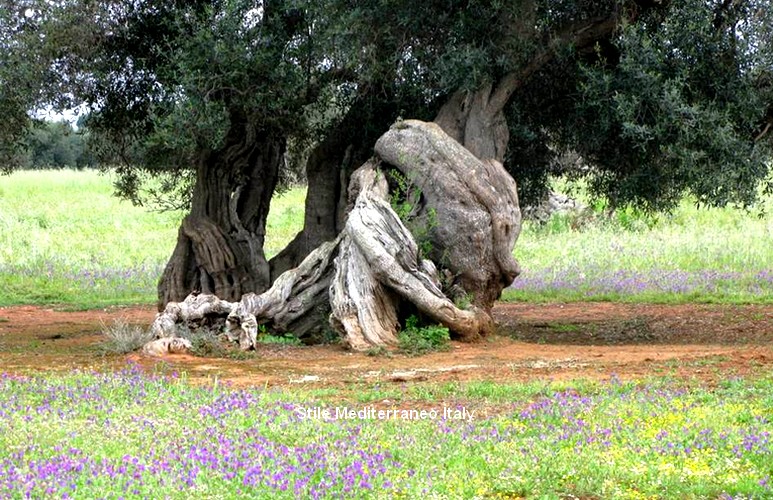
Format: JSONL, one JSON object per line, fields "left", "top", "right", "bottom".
{"left": 508, "top": 199, "right": 773, "bottom": 304}
{"left": 1, "top": 168, "right": 771, "bottom": 307}
{"left": 0, "top": 170, "right": 305, "bottom": 307}
{"left": 0, "top": 367, "right": 772, "bottom": 498}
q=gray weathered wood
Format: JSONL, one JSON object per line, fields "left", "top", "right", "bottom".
{"left": 375, "top": 120, "right": 521, "bottom": 313}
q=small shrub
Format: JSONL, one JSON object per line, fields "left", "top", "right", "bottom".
{"left": 387, "top": 169, "right": 438, "bottom": 258}
{"left": 387, "top": 169, "right": 416, "bottom": 221}
{"left": 100, "top": 319, "right": 153, "bottom": 354}
{"left": 258, "top": 333, "right": 302, "bottom": 346}
{"left": 316, "top": 325, "right": 341, "bottom": 345}
{"left": 398, "top": 315, "right": 451, "bottom": 356}
{"left": 365, "top": 346, "right": 390, "bottom": 357}
{"left": 182, "top": 328, "right": 227, "bottom": 357}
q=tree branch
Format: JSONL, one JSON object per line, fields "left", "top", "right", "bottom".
{"left": 488, "top": 14, "right": 621, "bottom": 114}
{"left": 755, "top": 121, "right": 772, "bottom": 142}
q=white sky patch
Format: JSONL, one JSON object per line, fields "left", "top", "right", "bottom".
{"left": 34, "top": 104, "right": 90, "bottom": 129}
{"left": 243, "top": 6, "right": 264, "bottom": 30}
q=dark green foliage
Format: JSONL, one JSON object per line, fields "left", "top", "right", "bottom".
{"left": 2, "top": 0, "right": 772, "bottom": 212}
{"left": 258, "top": 333, "right": 303, "bottom": 346}
{"left": 569, "top": 1, "right": 772, "bottom": 210}
{"left": 398, "top": 315, "right": 451, "bottom": 356}
{"left": 0, "top": 4, "right": 44, "bottom": 171}
{"left": 506, "top": 0, "right": 773, "bottom": 210}
{"left": 2, "top": 0, "right": 328, "bottom": 202}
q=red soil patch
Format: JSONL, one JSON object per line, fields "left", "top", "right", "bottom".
{"left": 0, "top": 302, "right": 771, "bottom": 388}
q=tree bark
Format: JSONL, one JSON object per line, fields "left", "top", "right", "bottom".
{"left": 375, "top": 120, "right": 521, "bottom": 312}
{"left": 157, "top": 119, "right": 284, "bottom": 310}
{"left": 422, "top": 13, "right": 623, "bottom": 310}
{"left": 267, "top": 128, "right": 355, "bottom": 281}
{"left": 269, "top": 94, "right": 402, "bottom": 278}
{"left": 330, "top": 161, "right": 494, "bottom": 345}
{"left": 151, "top": 120, "right": 517, "bottom": 350}
{"left": 433, "top": 83, "right": 511, "bottom": 164}
{"left": 226, "top": 236, "right": 341, "bottom": 348}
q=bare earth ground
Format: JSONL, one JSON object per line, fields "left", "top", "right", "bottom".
{"left": 1, "top": 303, "right": 772, "bottom": 389}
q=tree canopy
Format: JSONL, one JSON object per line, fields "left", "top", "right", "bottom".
{"left": 3, "top": 0, "right": 771, "bottom": 209}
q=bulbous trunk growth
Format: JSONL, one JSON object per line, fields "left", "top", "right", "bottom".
{"left": 375, "top": 119, "right": 522, "bottom": 312}
{"left": 151, "top": 120, "right": 521, "bottom": 351}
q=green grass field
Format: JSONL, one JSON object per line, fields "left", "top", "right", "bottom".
{"left": 1, "top": 169, "right": 771, "bottom": 307}
{"left": 507, "top": 200, "right": 773, "bottom": 303}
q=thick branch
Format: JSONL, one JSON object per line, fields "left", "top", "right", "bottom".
{"left": 755, "top": 121, "right": 772, "bottom": 143}
{"left": 435, "top": 14, "right": 621, "bottom": 163}
{"left": 227, "top": 237, "right": 341, "bottom": 349}
{"left": 151, "top": 293, "right": 235, "bottom": 338}
{"left": 489, "top": 15, "right": 622, "bottom": 114}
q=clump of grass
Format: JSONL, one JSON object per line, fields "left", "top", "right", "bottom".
{"left": 100, "top": 319, "right": 153, "bottom": 354}
{"left": 365, "top": 346, "right": 390, "bottom": 357}
{"left": 398, "top": 315, "right": 451, "bottom": 356}
{"left": 258, "top": 333, "right": 303, "bottom": 346}
{"left": 507, "top": 180, "right": 773, "bottom": 304}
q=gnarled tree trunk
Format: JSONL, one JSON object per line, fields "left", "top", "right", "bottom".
{"left": 376, "top": 119, "right": 521, "bottom": 312}
{"left": 330, "top": 160, "right": 495, "bottom": 347}
{"left": 151, "top": 120, "right": 520, "bottom": 351}
{"left": 157, "top": 117, "right": 284, "bottom": 310}
{"left": 269, "top": 93, "right": 404, "bottom": 279}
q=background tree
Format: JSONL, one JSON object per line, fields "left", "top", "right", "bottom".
{"left": 21, "top": 120, "right": 95, "bottom": 168}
